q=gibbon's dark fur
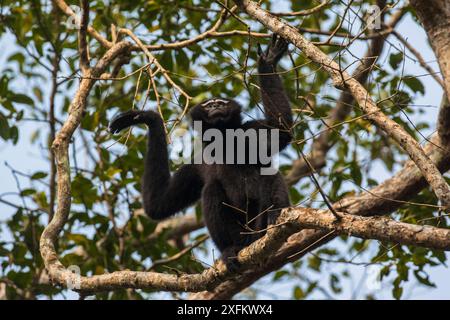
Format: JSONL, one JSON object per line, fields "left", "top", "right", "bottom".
{"left": 109, "top": 34, "right": 293, "bottom": 267}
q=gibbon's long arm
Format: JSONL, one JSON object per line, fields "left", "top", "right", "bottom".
{"left": 254, "top": 34, "right": 293, "bottom": 150}
{"left": 109, "top": 110, "right": 203, "bottom": 220}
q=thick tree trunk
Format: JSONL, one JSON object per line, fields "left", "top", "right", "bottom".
{"left": 410, "top": 0, "right": 450, "bottom": 100}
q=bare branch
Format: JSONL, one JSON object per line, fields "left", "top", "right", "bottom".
{"left": 48, "top": 56, "right": 60, "bottom": 222}
{"left": 39, "top": 40, "right": 134, "bottom": 292}
{"left": 78, "top": 0, "right": 90, "bottom": 74}
{"left": 145, "top": 5, "right": 237, "bottom": 51}
{"left": 272, "top": 1, "right": 330, "bottom": 17}
{"left": 290, "top": 208, "right": 450, "bottom": 251}
{"left": 118, "top": 28, "right": 192, "bottom": 128}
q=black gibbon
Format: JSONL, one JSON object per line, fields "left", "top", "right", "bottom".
{"left": 109, "top": 34, "right": 292, "bottom": 268}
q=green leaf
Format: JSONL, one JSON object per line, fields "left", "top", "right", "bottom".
{"left": 161, "top": 50, "right": 173, "bottom": 72}
{"left": 330, "top": 274, "right": 342, "bottom": 294}
{"left": 7, "top": 52, "right": 25, "bottom": 66}
{"left": 393, "top": 285, "right": 403, "bottom": 300}
{"left": 289, "top": 187, "right": 303, "bottom": 204}
{"left": 11, "top": 94, "right": 34, "bottom": 106}
{"left": 67, "top": 233, "right": 90, "bottom": 246}
{"left": 0, "top": 112, "right": 10, "bottom": 140}
{"left": 31, "top": 172, "right": 48, "bottom": 180}
{"left": 293, "top": 286, "right": 305, "bottom": 299}
{"left": 106, "top": 167, "right": 122, "bottom": 179}
{"left": 33, "top": 87, "right": 43, "bottom": 103}
{"left": 350, "top": 161, "right": 362, "bottom": 185}
{"left": 175, "top": 49, "right": 190, "bottom": 72}
{"left": 389, "top": 52, "right": 403, "bottom": 69}
{"left": 308, "top": 255, "right": 322, "bottom": 272}
{"left": 403, "top": 76, "right": 425, "bottom": 95}
{"left": 20, "top": 188, "right": 36, "bottom": 196}
{"left": 413, "top": 270, "right": 435, "bottom": 287}
{"left": 9, "top": 125, "right": 19, "bottom": 144}
{"left": 273, "top": 270, "right": 289, "bottom": 281}
{"left": 71, "top": 174, "right": 98, "bottom": 209}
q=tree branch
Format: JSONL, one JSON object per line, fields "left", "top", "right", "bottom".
{"left": 272, "top": 0, "right": 330, "bottom": 17}
{"left": 39, "top": 40, "right": 134, "bottom": 291}
{"left": 193, "top": 104, "right": 450, "bottom": 299}
{"left": 285, "top": 6, "right": 406, "bottom": 185}
{"left": 234, "top": 0, "right": 450, "bottom": 209}
{"left": 191, "top": 3, "right": 450, "bottom": 299}
{"left": 409, "top": 0, "right": 450, "bottom": 100}
{"left": 78, "top": 0, "right": 90, "bottom": 74}
{"left": 40, "top": 198, "right": 301, "bottom": 292}
{"left": 289, "top": 208, "right": 450, "bottom": 251}
{"left": 41, "top": 0, "right": 450, "bottom": 299}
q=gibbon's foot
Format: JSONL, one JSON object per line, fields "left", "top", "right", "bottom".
{"left": 257, "top": 33, "right": 289, "bottom": 67}
{"left": 221, "top": 246, "right": 243, "bottom": 273}
{"left": 109, "top": 110, "right": 144, "bottom": 134}
{"left": 267, "top": 212, "right": 280, "bottom": 226}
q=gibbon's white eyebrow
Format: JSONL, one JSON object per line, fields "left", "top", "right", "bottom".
{"left": 201, "top": 99, "right": 230, "bottom": 107}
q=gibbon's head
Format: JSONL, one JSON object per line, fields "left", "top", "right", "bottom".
{"left": 190, "top": 98, "right": 242, "bottom": 130}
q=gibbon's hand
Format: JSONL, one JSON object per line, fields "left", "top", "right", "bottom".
{"left": 109, "top": 110, "right": 160, "bottom": 134}
{"left": 257, "top": 33, "right": 289, "bottom": 67}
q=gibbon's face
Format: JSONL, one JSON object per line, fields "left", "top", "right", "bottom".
{"left": 190, "top": 98, "right": 242, "bottom": 128}
{"left": 202, "top": 99, "right": 232, "bottom": 118}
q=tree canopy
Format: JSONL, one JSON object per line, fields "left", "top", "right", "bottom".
{"left": 0, "top": 0, "right": 449, "bottom": 300}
